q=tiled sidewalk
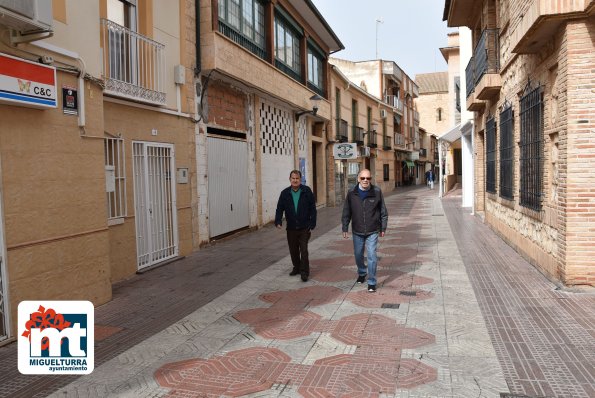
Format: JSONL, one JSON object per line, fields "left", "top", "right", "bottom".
{"left": 1, "top": 186, "right": 593, "bottom": 397}
{"left": 45, "top": 188, "right": 508, "bottom": 397}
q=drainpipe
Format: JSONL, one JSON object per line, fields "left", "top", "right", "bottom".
{"left": 194, "top": 0, "right": 201, "bottom": 76}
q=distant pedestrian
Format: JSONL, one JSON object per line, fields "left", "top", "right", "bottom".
{"left": 428, "top": 169, "right": 435, "bottom": 190}
{"left": 341, "top": 169, "right": 388, "bottom": 292}
{"left": 425, "top": 170, "right": 431, "bottom": 188}
{"left": 275, "top": 170, "right": 317, "bottom": 282}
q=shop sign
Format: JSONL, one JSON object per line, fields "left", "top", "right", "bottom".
{"left": 0, "top": 52, "right": 57, "bottom": 109}
{"left": 333, "top": 143, "right": 357, "bottom": 160}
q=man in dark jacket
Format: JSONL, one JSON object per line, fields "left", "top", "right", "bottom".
{"left": 275, "top": 170, "right": 317, "bottom": 282}
{"left": 341, "top": 169, "right": 388, "bottom": 292}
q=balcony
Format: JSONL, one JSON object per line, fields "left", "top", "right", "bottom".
{"left": 466, "top": 29, "right": 501, "bottom": 100}
{"left": 444, "top": 0, "right": 479, "bottom": 27}
{"left": 353, "top": 126, "right": 365, "bottom": 145}
{"left": 512, "top": 0, "right": 594, "bottom": 53}
{"left": 413, "top": 110, "right": 420, "bottom": 122}
{"left": 382, "top": 61, "right": 403, "bottom": 81}
{"left": 383, "top": 135, "right": 392, "bottom": 150}
{"left": 419, "top": 148, "right": 427, "bottom": 158}
{"left": 100, "top": 19, "right": 166, "bottom": 105}
{"left": 394, "top": 133, "right": 405, "bottom": 147}
{"left": 384, "top": 95, "right": 403, "bottom": 113}
{"left": 368, "top": 132, "right": 377, "bottom": 148}
{"left": 336, "top": 119, "right": 348, "bottom": 142}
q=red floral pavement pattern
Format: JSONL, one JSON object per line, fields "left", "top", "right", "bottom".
{"left": 155, "top": 313, "right": 437, "bottom": 397}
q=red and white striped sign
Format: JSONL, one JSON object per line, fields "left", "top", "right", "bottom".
{"left": 0, "top": 52, "right": 57, "bottom": 109}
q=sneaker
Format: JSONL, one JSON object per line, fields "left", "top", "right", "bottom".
{"left": 289, "top": 269, "right": 300, "bottom": 276}
{"left": 301, "top": 275, "right": 308, "bottom": 282}
{"left": 367, "top": 285, "right": 377, "bottom": 292}
{"left": 356, "top": 274, "right": 366, "bottom": 284}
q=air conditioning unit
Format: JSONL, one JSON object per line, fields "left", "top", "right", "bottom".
{"left": 379, "top": 109, "right": 387, "bottom": 119}
{"left": 0, "top": 0, "right": 53, "bottom": 33}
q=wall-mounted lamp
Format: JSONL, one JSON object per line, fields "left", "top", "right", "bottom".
{"left": 295, "top": 94, "right": 323, "bottom": 121}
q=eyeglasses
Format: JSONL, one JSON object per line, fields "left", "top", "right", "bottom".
{"left": 360, "top": 177, "right": 372, "bottom": 180}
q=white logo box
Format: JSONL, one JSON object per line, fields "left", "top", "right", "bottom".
{"left": 18, "top": 300, "right": 94, "bottom": 375}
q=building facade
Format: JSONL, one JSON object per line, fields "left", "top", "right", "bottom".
{"left": 196, "top": 0, "right": 342, "bottom": 237}
{"left": 329, "top": 58, "right": 420, "bottom": 188}
{"left": 327, "top": 65, "right": 394, "bottom": 205}
{"left": 445, "top": 0, "right": 595, "bottom": 286}
{"left": 0, "top": 0, "right": 198, "bottom": 341}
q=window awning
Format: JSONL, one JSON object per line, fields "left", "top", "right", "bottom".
{"left": 403, "top": 160, "right": 415, "bottom": 168}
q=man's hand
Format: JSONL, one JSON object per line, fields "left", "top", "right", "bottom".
{"left": 380, "top": 231, "right": 385, "bottom": 238}
{"left": 342, "top": 232, "right": 348, "bottom": 239}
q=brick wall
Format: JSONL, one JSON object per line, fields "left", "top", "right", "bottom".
{"left": 206, "top": 82, "right": 247, "bottom": 131}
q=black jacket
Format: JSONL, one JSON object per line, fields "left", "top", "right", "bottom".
{"left": 275, "top": 185, "right": 317, "bottom": 230}
{"left": 342, "top": 184, "right": 388, "bottom": 235}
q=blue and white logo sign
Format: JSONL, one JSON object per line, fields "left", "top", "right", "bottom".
{"left": 18, "top": 301, "right": 94, "bottom": 374}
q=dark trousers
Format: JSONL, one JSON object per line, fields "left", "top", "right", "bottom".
{"left": 287, "top": 229, "right": 311, "bottom": 276}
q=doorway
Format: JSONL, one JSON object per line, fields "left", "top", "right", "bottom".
{"left": 132, "top": 141, "right": 179, "bottom": 270}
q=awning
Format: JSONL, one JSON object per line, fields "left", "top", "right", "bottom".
{"left": 403, "top": 160, "right": 415, "bottom": 168}
{"left": 438, "top": 122, "right": 462, "bottom": 143}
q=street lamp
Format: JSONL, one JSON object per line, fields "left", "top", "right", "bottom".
{"left": 295, "top": 94, "right": 323, "bottom": 121}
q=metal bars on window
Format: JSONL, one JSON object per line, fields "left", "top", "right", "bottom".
{"left": 218, "top": 0, "right": 266, "bottom": 60}
{"left": 499, "top": 104, "right": 514, "bottom": 200}
{"left": 105, "top": 137, "right": 127, "bottom": 219}
{"left": 486, "top": 116, "right": 497, "bottom": 193}
{"left": 519, "top": 85, "right": 543, "bottom": 211}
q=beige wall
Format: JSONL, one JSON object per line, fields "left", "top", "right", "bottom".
{"left": 0, "top": 71, "right": 111, "bottom": 336}
{"left": 417, "top": 92, "right": 450, "bottom": 135}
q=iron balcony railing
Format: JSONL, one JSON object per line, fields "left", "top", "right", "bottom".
{"left": 384, "top": 95, "right": 403, "bottom": 112}
{"left": 354, "top": 126, "right": 364, "bottom": 144}
{"left": 394, "top": 133, "right": 404, "bottom": 147}
{"left": 419, "top": 148, "right": 427, "bottom": 158}
{"left": 474, "top": 29, "right": 500, "bottom": 87}
{"left": 466, "top": 29, "right": 500, "bottom": 97}
{"left": 382, "top": 135, "right": 391, "bottom": 150}
{"left": 101, "top": 19, "right": 166, "bottom": 105}
{"left": 368, "top": 131, "right": 377, "bottom": 148}
{"left": 465, "top": 56, "right": 475, "bottom": 98}
{"left": 336, "top": 119, "right": 348, "bottom": 142}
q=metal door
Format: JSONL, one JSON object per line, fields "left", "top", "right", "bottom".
{"left": 207, "top": 137, "right": 249, "bottom": 237}
{"left": 133, "top": 142, "right": 178, "bottom": 270}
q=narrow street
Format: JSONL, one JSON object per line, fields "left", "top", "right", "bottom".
{"left": 1, "top": 186, "right": 592, "bottom": 397}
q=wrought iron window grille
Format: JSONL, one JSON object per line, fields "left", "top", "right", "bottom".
{"left": 499, "top": 100, "right": 514, "bottom": 200}
{"left": 519, "top": 81, "right": 543, "bottom": 211}
{"left": 486, "top": 115, "right": 497, "bottom": 194}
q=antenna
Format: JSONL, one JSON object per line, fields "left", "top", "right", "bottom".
{"left": 375, "top": 18, "right": 384, "bottom": 59}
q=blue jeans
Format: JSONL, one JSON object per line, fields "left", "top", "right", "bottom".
{"left": 352, "top": 232, "right": 379, "bottom": 286}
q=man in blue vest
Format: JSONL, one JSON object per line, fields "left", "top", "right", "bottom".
{"left": 341, "top": 169, "right": 388, "bottom": 292}
{"left": 275, "top": 170, "right": 317, "bottom": 282}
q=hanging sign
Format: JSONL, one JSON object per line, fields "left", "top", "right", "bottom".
{"left": 0, "top": 52, "right": 57, "bottom": 109}
{"left": 333, "top": 143, "right": 357, "bottom": 160}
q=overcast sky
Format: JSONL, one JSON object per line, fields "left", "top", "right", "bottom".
{"left": 311, "top": 0, "right": 453, "bottom": 79}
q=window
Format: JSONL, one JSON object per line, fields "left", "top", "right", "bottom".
{"left": 383, "top": 164, "right": 389, "bottom": 181}
{"left": 367, "top": 107, "right": 372, "bottom": 132}
{"left": 106, "top": 0, "right": 137, "bottom": 83}
{"left": 274, "top": 11, "right": 302, "bottom": 80}
{"left": 351, "top": 100, "right": 358, "bottom": 141}
{"left": 219, "top": 0, "right": 266, "bottom": 59}
{"left": 335, "top": 88, "right": 343, "bottom": 141}
{"left": 307, "top": 41, "right": 324, "bottom": 94}
{"left": 437, "top": 108, "right": 443, "bottom": 121}
{"left": 499, "top": 104, "right": 514, "bottom": 199}
{"left": 104, "top": 137, "right": 127, "bottom": 219}
{"left": 485, "top": 116, "right": 497, "bottom": 194}
{"left": 107, "top": 0, "right": 136, "bottom": 29}
{"left": 519, "top": 85, "right": 543, "bottom": 210}
{"left": 455, "top": 77, "right": 461, "bottom": 113}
